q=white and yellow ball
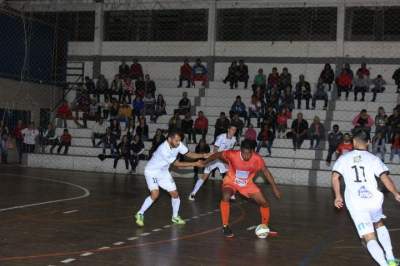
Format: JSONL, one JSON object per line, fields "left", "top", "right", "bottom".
{"left": 255, "top": 224, "right": 270, "bottom": 239}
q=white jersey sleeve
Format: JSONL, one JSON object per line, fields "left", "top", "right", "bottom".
{"left": 178, "top": 142, "right": 189, "bottom": 155}
{"left": 373, "top": 158, "right": 389, "bottom": 177}
{"left": 214, "top": 134, "right": 224, "bottom": 149}
{"left": 332, "top": 156, "right": 346, "bottom": 176}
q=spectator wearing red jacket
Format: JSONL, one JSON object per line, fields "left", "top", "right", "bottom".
{"left": 336, "top": 68, "right": 353, "bottom": 99}
{"left": 178, "top": 59, "right": 192, "bottom": 88}
{"left": 130, "top": 59, "right": 144, "bottom": 80}
{"left": 336, "top": 133, "right": 353, "bottom": 157}
{"left": 57, "top": 129, "right": 72, "bottom": 155}
{"left": 192, "top": 111, "right": 208, "bottom": 143}
{"left": 256, "top": 124, "right": 274, "bottom": 156}
{"left": 276, "top": 108, "right": 291, "bottom": 138}
{"left": 57, "top": 100, "right": 73, "bottom": 128}
{"left": 356, "top": 62, "right": 370, "bottom": 78}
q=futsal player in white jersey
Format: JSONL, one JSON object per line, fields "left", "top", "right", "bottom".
{"left": 188, "top": 125, "right": 237, "bottom": 201}
{"left": 135, "top": 130, "right": 210, "bottom": 226}
{"left": 332, "top": 129, "right": 400, "bottom": 266}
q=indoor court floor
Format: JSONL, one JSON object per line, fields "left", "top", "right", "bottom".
{"left": 0, "top": 166, "right": 399, "bottom": 266}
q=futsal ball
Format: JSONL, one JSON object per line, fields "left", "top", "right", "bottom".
{"left": 255, "top": 224, "right": 270, "bottom": 239}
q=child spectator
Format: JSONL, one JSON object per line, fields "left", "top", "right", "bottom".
{"left": 57, "top": 129, "right": 72, "bottom": 155}
{"left": 390, "top": 132, "right": 400, "bottom": 162}
{"left": 336, "top": 133, "right": 353, "bottom": 158}
{"left": 256, "top": 124, "right": 274, "bottom": 156}
{"left": 178, "top": 59, "right": 192, "bottom": 88}
{"left": 371, "top": 75, "right": 386, "bottom": 102}
{"left": 372, "top": 132, "right": 386, "bottom": 162}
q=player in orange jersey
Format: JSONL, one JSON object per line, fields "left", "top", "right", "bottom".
{"left": 200, "top": 139, "right": 281, "bottom": 237}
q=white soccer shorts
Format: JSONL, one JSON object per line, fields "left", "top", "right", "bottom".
{"left": 145, "top": 170, "right": 177, "bottom": 192}
{"left": 348, "top": 204, "right": 386, "bottom": 238}
{"left": 204, "top": 160, "right": 228, "bottom": 174}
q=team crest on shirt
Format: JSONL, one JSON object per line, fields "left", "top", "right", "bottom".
{"left": 353, "top": 155, "right": 362, "bottom": 163}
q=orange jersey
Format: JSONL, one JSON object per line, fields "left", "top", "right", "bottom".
{"left": 336, "top": 142, "right": 353, "bottom": 155}
{"left": 222, "top": 150, "right": 265, "bottom": 187}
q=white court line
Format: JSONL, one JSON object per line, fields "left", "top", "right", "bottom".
{"left": 0, "top": 174, "right": 90, "bottom": 212}
{"left": 163, "top": 225, "right": 172, "bottom": 228}
{"left": 192, "top": 216, "right": 199, "bottom": 219}
{"left": 97, "top": 246, "right": 110, "bottom": 250}
{"left": 61, "top": 258, "right": 76, "bottom": 264}
{"left": 63, "top": 210, "right": 79, "bottom": 214}
{"left": 80, "top": 252, "right": 93, "bottom": 257}
{"left": 127, "top": 237, "right": 138, "bottom": 241}
{"left": 184, "top": 219, "right": 191, "bottom": 222}
{"left": 246, "top": 225, "right": 257, "bottom": 231}
{"left": 389, "top": 228, "right": 400, "bottom": 232}
{"left": 140, "top": 232, "right": 151, "bottom": 236}
{"left": 207, "top": 211, "right": 213, "bottom": 214}
{"left": 152, "top": 228, "right": 162, "bottom": 232}
{"left": 113, "top": 242, "right": 125, "bottom": 246}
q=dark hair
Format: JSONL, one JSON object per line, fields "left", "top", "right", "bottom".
{"left": 168, "top": 129, "right": 184, "bottom": 140}
{"left": 352, "top": 128, "right": 370, "bottom": 143}
{"left": 241, "top": 139, "right": 255, "bottom": 151}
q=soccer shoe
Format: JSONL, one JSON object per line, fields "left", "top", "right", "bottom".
{"left": 172, "top": 216, "right": 186, "bottom": 225}
{"left": 135, "top": 212, "right": 144, "bottom": 227}
{"left": 222, "top": 225, "right": 234, "bottom": 238}
{"left": 387, "top": 259, "right": 400, "bottom": 266}
{"left": 188, "top": 193, "right": 195, "bottom": 201}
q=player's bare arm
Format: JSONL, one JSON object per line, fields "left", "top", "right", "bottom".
{"left": 331, "top": 171, "right": 344, "bottom": 209}
{"left": 380, "top": 173, "right": 400, "bottom": 202}
{"left": 201, "top": 151, "right": 227, "bottom": 166}
{"left": 173, "top": 159, "right": 203, "bottom": 169}
{"left": 184, "top": 152, "right": 212, "bottom": 160}
{"left": 261, "top": 166, "right": 281, "bottom": 199}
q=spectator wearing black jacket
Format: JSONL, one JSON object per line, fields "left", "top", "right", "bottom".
{"left": 214, "top": 112, "right": 230, "bottom": 142}
{"left": 319, "top": 63, "right": 335, "bottom": 91}
{"left": 326, "top": 124, "right": 343, "bottom": 165}
{"left": 291, "top": 112, "right": 309, "bottom": 150}
{"left": 392, "top": 67, "right": 400, "bottom": 93}
{"left": 223, "top": 61, "right": 239, "bottom": 89}
{"left": 237, "top": 60, "right": 249, "bottom": 89}
{"left": 98, "top": 128, "right": 117, "bottom": 155}
{"left": 149, "top": 129, "right": 166, "bottom": 159}
{"left": 294, "top": 75, "right": 311, "bottom": 109}
{"left": 312, "top": 79, "right": 328, "bottom": 110}
{"left": 144, "top": 74, "right": 156, "bottom": 98}
{"left": 136, "top": 116, "right": 149, "bottom": 141}
{"left": 181, "top": 112, "right": 194, "bottom": 144}
{"left": 119, "top": 60, "right": 130, "bottom": 78}
{"left": 131, "top": 134, "right": 145, "bottom": 172}
{"left": 114, "top": 135, "right": 132, "bottom": 171}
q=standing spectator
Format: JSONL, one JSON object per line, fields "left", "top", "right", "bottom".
{"left": 136, "top": 116, "right": 149, "bottom": 141}
{"left": 308, "top": 116, "right": 325, "bottom": 149}
{"left": 353, "top": 72, "right": 370, "bottom": 101}
{"left": 392, "top": 67, "right": 400, "bottom": 93}
{"left": 168, "top": 113, "right": 182, "bottom": 131}
{"left": 352, "top": 109, "right": 374, "bottom": 135}
{"left": 375, "top": 107, "right": 388, "bottom": 138}
{"left": 267, "top": 67, "right": 280, "bottom": 94}
{"left": 336, "top": 133, "right": 353, "bottom": 158}
{"left": 91, "top": 119, "right": 107, "bottom": 147}
{"left": 294, "top": 75, "right": 311, "bottom": 109}
{"left": 371, "top": 75, "right": 386, "bottom": 102}
{"left": 130, "top": 59, "right": 144, "bottom": 80}
{"left": 326, "top": 124, "right": 343, "bottom": 166}
{"left": 319, "top": 63, "right": 335, "bottom": 91}
{"left": 230, "top": 96, "right": 248, "bottom": 121}
{"left": 372, "top": 132, "right": 386, "bottom": 162}
{"left": 151, "top": 94, "right": 166, "bottom": 123}
{"left": 176, "top": 92, "right": 191, "bottom": 115}
{"left": 119, "top": 60, "right": 130, "bottom": 78}
{"left": 143, "top": 92, "right": 156, "bottom": 116}
{"left": 336, "top": 68, "right": 352, "bottom": 99}
{"left": 14, "top": 120, "right": 24, "bottom": 163}
{"left": 98, "top": 128, "right": 117, "bottom": 155}
{"left": 390, "top": 132, "right": 400, "bottom": 162}
{"left": 181, "top": 112, "right": 194, "bottom": 144}
{"left": 214, "top": 112, "right": 230, "bottom": 142}
{"left": 193, "top": 111, "right": 208, "bottom": 143}
{"left": 0, "top": 121, "right": 10, "bottom": 163}
{"left": 356, "top": 62, "right": 370, "bottom": 78}
{"left": 110, "top": 74, "right": 122, "bottom": 101}
{"left": 144, "top": 74, "right": 156, "bottom": 98}
{"left": 131, "top": 134, "right": 145, "bottom": 172}
{"left": 57, "top": 129, "right": 72, "bottom": 155}
{"left": 230, "top": 113, "right": 244, "bottom": 139}
{"left": 237, "top": 60, "right": 249, "bottom": 89}
{"left": 114, "top": 135, "right": 133, "bottom": 171}
{"left": 192, "top": 58, "right": 208, "bottom": 87}
{"left": 56, "top": 100, "right": 73, "bottom": 128}
{"left": 223, "top": 61, "right": 239, "bottom": 89}
{"left": 244, "top": 124, "right": 257, "bottom": 144}
{"left": 248, "top": 95, "right": 262, "bottom": 127}
{"left": 96, "top": 74, "right": 109, "bottom": 102}
{"left": 178, "top": 59, "right": 192, "bottom": 88}
{"left": 252, "top": 68, "right": 267, "bottom": 92}
{"left": 312, "top": 79, "right": 329, "bottom": 110}
{"left": 291, "top": 113, "right": 309, "bottom": 150}
{"left": 149, "top": 129, "right": 166, "bottom": 159}
{"left": 279, "top": 67, "right": 292, "bottom": 91}
{"left": 256, "top": 124, "right": 274, "bottom": 156}
{"left": 22, "top": 122, "right": 39, "bottom": 153}
{"left": 122, "top": 77, "right": 134, "bottom": 104}
{"left": 193, "top": 138, "right": 211, "bottom": 179}
{"left": 40, "top": 123, "right": 57, "bottom": 153}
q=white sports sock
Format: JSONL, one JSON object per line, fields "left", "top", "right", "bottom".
{"left": 367, "top": 240, "right": 389, "bottom": 266}
{"left": 191, "top": 179, "right": 204, "bottom": 195}
{"left": 377, "top": 226, "right": 395, "bottom": 261}
{"left": 138, "top": 196, "right": 154, "bottom": 214}
{"left": 171, "top": 197, "right": 181, "bottom": 218}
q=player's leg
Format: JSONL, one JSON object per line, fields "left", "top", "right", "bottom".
{"left": 220, "top": 186, "right": 235, "bottom": 237}
{"left": 374, "top": 217, "right": 398, "bottom": 265}
{"left": 135, "top": 173, "right": 160, "bottom": 226}
{"left": 249, "top": 191, "right": 271, "bottom": 226}
{"left": 189, "top": 172, "right": 210, "bottom": 200}
{"left": 158, "top": 173, "right": 185, "bottom": 225}
{"left": 363, "top": 233, "right": 388, "bottom": 266}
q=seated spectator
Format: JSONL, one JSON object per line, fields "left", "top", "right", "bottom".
{"left": 230, "top": 113, "right": 244, "bottom": 139}
{"left": 144, "top": 74, "right": 156, "bottom": 97}
{"left": 375, "top": 107, "right": 388, "bottom": 138}
{"left": 57, "top": 129, "right": 72, "bottom": 155}
{"left": 136, "top": 116, "right": 149, "bottom": 141}
{"left": 176, "top": 92, "right": 191, "bottom": 115}
{"left": 114, "top": 135, "right": 133, "bottom": 171}
{"left": 262, "top": 105, "right": 277, "bottom": 134}
{"left": 122, "top": 77, "right": 134, "bottom": 104}
{"left": 392, "top": 67, "right": 400, "bottom": 93}
{"left": 294, "top": 75, "right": 311, "bottom": 109}
{"left": 387, "top": 108, "right": 400, "bottom": 141}
{"left": 82, "top": 98, "right": 100, "bottom": 127}
{"left": 135, "top": 76, "right": 145, "bottom": 98}
{"left": 119, "top": 60, "right": 130, "bottom": 78}
{"left": 276, "top": 108, "right": 291, "bottom": 138}
{"left": 335, "top": 68, "right": 353, "bottom": 100}
{"left": 267, "top": 67, "right": 280, "bottom": 94}
{"left": 312, "top": 79, "right": 328, "bottom": 110}
{"left": 118, "top": 102, "right": 133, "bottom": 128}
{"left": 252, "top": 68, "right": 267, "bottom": 92}
{"left": 256, "top": 124, "right": 274, "bottom": 156}
{"left": 40, "top": 123, "right": 58, "bottom": 153}
{"left": 390, "top": 132, "right": 400, "bottom": 162}
{"left": 244, "top": 124, "right": 257, "bottom": 149}
{"left": 98, "top": 128, "right": 117, "bottom": 155}
{"left": 336, "top": 133, "right": 353, "bottom": 158}
{"left": 326, "top": 124, "right": 343, "bottom": 166}
{"left": 56, "top": 100, "right": 73, "bottom": 128}
{"left": 356, "top": 62, "right": 370, "bottom": 78}
{"left": 130, "top": 59, "right": 144, "bottom": 80}
{"left": 91, "top": 119, "right": 107, "bottom": 147}
{"left": 85, "top": 76, "right": 95, "bottom": 95}
{"left": 143, "top": 92, "right": 156, "bottom": 116}
{"left": 193, "top": 111, "right": 208, "bottom": 143}
{"left": 223, "top": 61, "right": 238, "bottom": 89}
{"left": 352, "top": 109, "right": 374, "bottom": 135}
{"left": 125, "top": 122, "right": 136, "bottom": 142}
{"left": 248, "top": 95, "right": 262, "bottom": 127}
{"left": 178, "top": 59, "right": 192, "bottom": 88}
{"left": 110, "top": 75, "right": 122, "bottom": 101}
{"left": 308, "top": 116, "right": 325, "bottom": 149}
{"left": 267, "top": 86, "right": 280, "bottom": 110}
{"left": 96, "top": 74, "right": 109, "bottom": 102}
{"left": 371, "top": 75, "right": 386, "bottom": 102}
{"left": 319, "top": 63, "right": 335, "bottom": 91}
{"left": 192, "top": 58, "right": 208, "bottom": 87}
{"left": 22, "top": 122, "right": 39, "bottom": 153}
{"left": 372, "top": 132, "right": 386, "bottom": 162}
{"left": 352, "top": 72, "right": 370, "bottom": 101}
{"left": 168, "top": 113, "right": 182, "bottom": 131}
{"left": 279, "top": 67, "right": 292, "bottom": 91}
{"left": 151, "top": 94, "right": 167, "bottom": 123}
{"left": 237, "top": 60, "right": 249, "bottom": 89}
{"left": 291, "top": 112, "right": 309, "bottom": 150}
{"left": 230, "top": 96, "right": 248, "bottom": 121}
{"left": 101, "top": 98, "right": 111, "bottom": 119}
{"left": 194, "top": 138, "right": 211, "bottom": 179}
{"left": 343, "top": 62, "right": 354, "bottom": 78}
{"left": 214, "top": 112, "right": 230, "bottom": 142}
{"left": 132, "top": 96, "right": 144, "bottom": 119}
{"left": 109, "top": 100, "right": 120, "bottom": 120}
{"left": 149, "top": 129, "right": 166, "bottom": 158}
{"left": 0, "top": 121, "right": 10, "bottom": 163}
{"left": 110, "top": 119, "right": 121, "bottom": 140}
{"left": 181, "top": 112, "right": 194, "bottom": 144}
{"left": 131, "top": 134, "right": 145, "bottom": 172}
{"left": 280, "top": 86, "right": 295, "bottom": 111}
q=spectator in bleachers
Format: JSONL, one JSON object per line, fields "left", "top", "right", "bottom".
{"left": 96, "top": 74, "right": 109, "bottom": 102}
{"left": 113, "top": 135, "right": 133, "bottom": 171}
{"left": 276, "top": 108, "right": 290, "bottom": 138}
{"left": 144, "top": 74, "right": 156, "bottom": 98}
{"left": 268, "top": 86, "right": 280, "bottom": 111}
{"left": 352, "top": 109, "right": 374, "bottom": 135}
{"left": 294, "top": 75, "right": 311, "bottom": 109}
{"left": 22, "top": 122, "right": 39, "bottom": 154}
{"left": 122, "top": 77, "right": 134, "bottom": 104}
{"left": 256, "top": 123, "right": 274, "bottom": 157}
{"left": 230, "top": 96, "right": 248, "bottom": 121}
{"left": 101, "top": 98, "right": 111, "bottom": 119}
{"left": 230, "top": 113, "right": 244, "bottom": 139}
{"left": 291, "top": 112, "right": 309, "bottom": 150}
{"left": 85, "top": 76, "right": 95, "bottom": 95}
{"left": 110, "top": 75, "right": 122, "bottom": 101}
{"left": 193, "top": 138, "right": 211, "bottom": 179}
{"left": 182, "top": 112, "right": 194, "bottom": 144}
{"left": 193, "top": 111, "right": 208, "bottom": 144}
{"left": 248, "top": 95, "right": 262, "bottom": 127}
{"left": 14, "top": 120, "right": 24, "bottom": 163}
{"left": 326, "top": 124, "right": 343, "bottom": 166}
{"left": 392, "top": 67, "right": 400, "bottom": 93}
{"left": 176, "top": 92, "right": 191, "bottom": 115}
{"left": 98, "top": 128, "right": 117, "bottom": 155}
{"left": 312, "top": 79, "right": 328, "bottom": 110}
{"left": 252, "top": 68, "right": 267, "bottom": 92}
{"left": 262, "top": 105, "right": 277, "bottom": 135}
{"left": 356, "top": 62, "right": 370, "bottom": 78}
{"left": 149, "top": 129, "right": 166, "bottom": 159}
{"left": 192, "top": 58, "right": 208, "bottom": 87}
{"left": 136, "top": 116, "right": 149, "bottom": 141}
{"left": 0, "top": 121, "right": 10, "bottom": 164}
{"left": 178, "top": 59, "right": 192, "bottom": 88}
{"left": 336, "top": 68, "right": 352, "bottom": 100}
{"left": 279, "top": 67, "right": 292, "bottom": 91}
{"left": 168, "top": 113, "right": 182, "bottom": 131}
{"left": 130, "top": 59, "right": 144, "bottom": 80}
{"left": 83, "top": 98, "right": 100, "bottom": 128}
{"left": 109, "top": 100, "right": 120, "bottom": 120}
{"left": 353, "top": 72, "right": 370, "bottom": 101}
{"left": 308, "top": 116, "right": 325, "bottom": 149}
{"left": 336, "top": 133, "right": 353, "bottom": 158}
{"left": 143, "top": 92, "right": 156, "bottom": 116}
{"left": 267, "top": 67, "right": 280, "bottom": 94}
{"left": 343, "top": 63, "right": 354, "bottom": 78}
{"left": 40, "top": 123, "right": 57, "bottom": 153}
{"left": 125, "top": 122, "right": 136, "bottom": 142}
{"left": 237, "top": 60, "right": 249, "bottom": 89}
{"left": 91, "top": 119, "right": 107, "bottom": 147}
{"left": 57, "top": 129, "right": 71, "bottom": 155}
{"left": 280, "top": 86, "right": 295, "bottom": 111}
{"left": 214, "top": 112, "right": 230, "bottom": 142}
{"left": 372, "top": 132, "right": 386, "bottom": 162}
{"left": 119, "top": 60, "right": 130, "bottom": 78}
{"left": 390, "top": 132, "right": 400, "bottom": 162}
{"left": 371, "top": 75, "right": 386, "bottom": 102}
{"left": 387, "top": 108, "right": 400, "bottom": 142}
{"left": 132, "top": 96, "right": 145, "bottom": 120}
{"left": 319, "top": 63, "right": 335, "bottom": 91}
{"left": 244, "top": 124, "right": 257, "bottom": 144}
{"left": 131, "top": 134, "right": 145, "bottom": 172}
{"left": 118, "top": 102, "right": 133, "bottom": 128}
{"left": 110, "top": 119, "right": 121, "bottom": 140}
{"left": 134, "top": 76, "right": 145, "bottom": 98}
{"left": 375, "top": 107, "right": 388, "bottom": 139}
{"left": 151, "top": 94, "right": 166, "bottom": 123}
{"left": 56, "top": 100, "right": 73, "bottom": 128}
{"left": 223, "top": 61, "right": 239, "bottom": 89}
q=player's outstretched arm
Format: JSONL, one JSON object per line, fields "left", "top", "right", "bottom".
{"left": 173, "top": 160, "right": 203, "bottom": 169}
{"left": 201, "top": 151, "right": 226, "bottom": 166}
{"left": 261, "top": 166, "right": 281, "bottom": 199}
{"left": 380, "top": 173, "right": 400, "bottom": 202}
{"left": 184, "top": 152, "right": 212, "bottom": 160}
{"left": 331, "top": 172, "right": 344, "bottom": 208}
